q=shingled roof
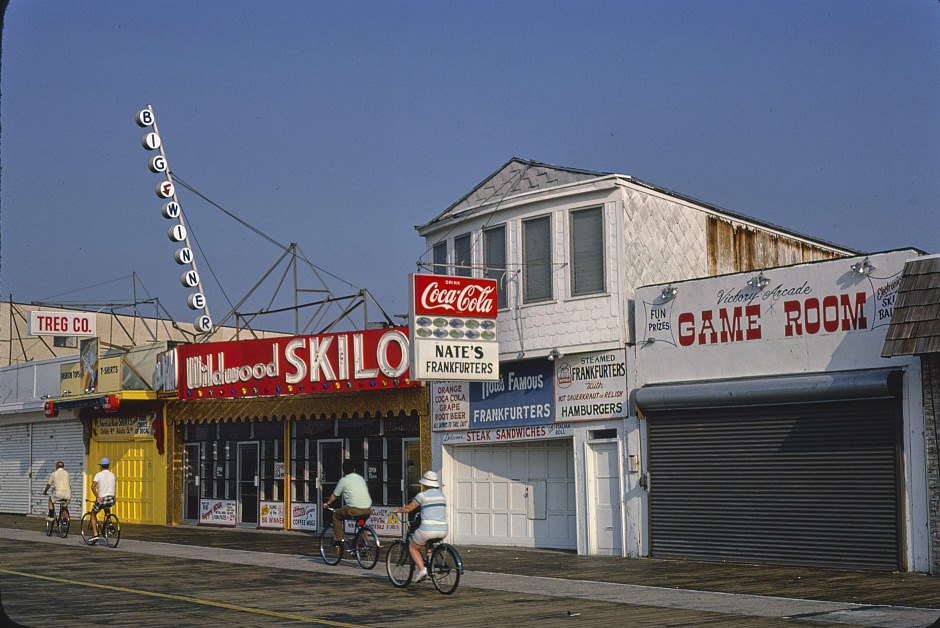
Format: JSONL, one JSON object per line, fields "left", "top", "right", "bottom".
{"left": 882, "top": 254, "right": 940, "bottom": 357}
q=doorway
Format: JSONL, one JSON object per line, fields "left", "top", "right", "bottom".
{"left": 317, "top": 439, "right": 344, "bottom": 514}
{"left": 586, "top": 440, "right": 623, "bottom": 555}
{"left": 237, "top": 442, "right": 259, "bottom": 526}
{"left": 183, "top": 443, "right": 201, "bottom": 521}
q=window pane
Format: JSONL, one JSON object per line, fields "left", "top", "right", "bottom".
{"left": 523, "top": 216, "right": 552, "bottom": 302}
{"left": 570, "top": 208, "right": 604, "bottom": 295}
{"left": 432, "top": 241, "right": 447, "bottom": 275}
{"left": 454, "top": 234, "right": 472, "bottom": 277}
{"left": 483, "top": 225, "right": 507, "bottom": 309}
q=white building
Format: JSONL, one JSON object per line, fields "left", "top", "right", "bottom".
{"left": 634, "top": 249, "right": 929, "bottom": 572}
{"left": 416, "top": 158, "right": 853, "bottom": 556}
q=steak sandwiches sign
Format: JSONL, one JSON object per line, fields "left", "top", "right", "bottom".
{"left": 410, "top": 274, "right": 499, "bottom": 382}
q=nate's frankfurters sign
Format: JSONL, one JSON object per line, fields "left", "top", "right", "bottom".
{"left": 177, "top": 327, "right": 417, "bottom": 399}
{"left": 409, "top": 274, "right": 499, "bottom": 382}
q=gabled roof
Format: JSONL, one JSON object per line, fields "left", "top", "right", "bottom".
{"left": 882, "top": 254, "right": 940, "bottom": 356}
{"left": 416, "top": 158, "right": 857, "bottom": 253}
{"left": 420, "top": 158, "right": 611, "bottom": 230}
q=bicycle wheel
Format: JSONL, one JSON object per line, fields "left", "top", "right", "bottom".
{"left": 58, "top": 513, "right": 70, "bottom": 538}
{"left": 319, "top": 526, "right": 342, "bottom": 565}
{"left": 429, "top": 544, "right": 461, "bottom": 594}
{"left": 103, "top": 513, "right": 120, "bottom": 547}
{"left": 355, "top": 527, "right": 379, "bottom": 570}
{"left": 385, "top": 540, "right": 413, "bottom": 587}
{"left": 80, "top": 513, "right": 96, "bottom": 545}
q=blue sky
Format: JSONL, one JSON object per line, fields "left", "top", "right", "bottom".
{"left": 2, "top": 0, "right": 938, "bottom": 332}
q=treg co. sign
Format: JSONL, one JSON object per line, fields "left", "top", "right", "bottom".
{"left": 177, "top": 327, "right": 416, "bottom": 399}
{"left": 410, "top": 274, "right": 499, "bottom": 382}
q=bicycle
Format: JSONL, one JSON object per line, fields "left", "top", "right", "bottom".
{"left": 80, "top": 499, "right": 121, "bottom": 547}
{"left": 43, "top": 497, "right": 70, "bottom": 538}
{"left": 386, "top": 514, "right": 462, "bottom": 594}
{"left": 318, "top": 507, "right": 379, "bottom": 569}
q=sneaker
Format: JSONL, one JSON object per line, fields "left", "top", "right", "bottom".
{"left": 88, "top": 536, "right": 99, "bottom": 543}
{"left": 415, "top": 568, "right": 428, "bottom": 582}
{"left": 47, "top": 516, "right": 55, "bottom": 522}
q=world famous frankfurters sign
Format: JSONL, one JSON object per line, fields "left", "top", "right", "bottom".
{"left": 177, "top": 327, "right": 417, "bottom": 399}
{"left": 410, "top": 274, "right": 499, "bottom": 381}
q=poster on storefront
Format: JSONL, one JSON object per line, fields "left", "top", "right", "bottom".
{"left": 432, "top": 359, "right": 554, "bottom": 431}
{"left": 291, "top": 503, "right": 319, "bottom": 531}
{"left": 554, "top": 349, "right": 627, "bottom": 422}
{"left": 441, "top": 422, "right": 575, "bottom": 444}
{"left": 96, "top": 414, "right": 155, "bottom": 440}
{"left": 200, "top": 499, "right": 236, "bottom": 525}
{"left": 368, "top": 507, "right": 405, "bottom": 536}
{"left": 260, "top": 501, "right": 284, "bottom": 528}
{"left": 431, "top": 382, "right": 470, "bottom": 430}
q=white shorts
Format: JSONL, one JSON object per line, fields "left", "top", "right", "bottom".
{"left": 413, "top": 527, "right": 447, "bottom": 546}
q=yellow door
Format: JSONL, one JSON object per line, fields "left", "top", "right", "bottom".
{"left": 88, "top": 439, "right": 166, "bottom": 525}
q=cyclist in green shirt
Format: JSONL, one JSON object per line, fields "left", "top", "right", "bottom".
{"left": 323, "top": 461, "right": 372, "bottom": 545}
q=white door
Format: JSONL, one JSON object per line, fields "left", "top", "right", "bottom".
{"left": 586, "top": 440, "right": 622, "bottom": 556}
{"left": 451, "top": 440, "right": 576, "bottom": 549}
{"left": 0, "top": 424, "right": 31, "bottom": 513}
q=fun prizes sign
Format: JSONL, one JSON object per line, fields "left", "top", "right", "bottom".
{"left": 410, "top": 274, "right": 499, "bottom": 381}
{"left": 177, "top": 327, "right": 416, "bottom": 399}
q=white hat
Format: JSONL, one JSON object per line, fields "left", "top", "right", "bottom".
{"left": 420, "top": 470, "right": 440, "bottom": 488}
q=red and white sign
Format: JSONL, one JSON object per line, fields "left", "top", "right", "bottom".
{"left": 28, "top": 311, "right": 96, "bottom": 337}
{"left": 412, "top": 274, "right": 498, "bottom": 318}
{"left": 178, "top": 327, "right": 416, "bottom": 399}
{"left": 410, "top": 274, "right": 500, "bottom": 382}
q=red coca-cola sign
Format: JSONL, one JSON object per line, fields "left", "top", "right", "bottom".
{"left": 412, "top": 274, "right": 498, "bottom": 318}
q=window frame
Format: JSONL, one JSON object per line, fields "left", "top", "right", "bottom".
{"left": 453, "top": 233, "right": 472, "bottom": 277}
{"left": 522, "top": 215, "right": 553, "bottom": 303}
{"left": 483, "top": 224, "right": 508, "bottom": 309}
{"left": 569, "top": 206, "right": 606, "bottom": 297}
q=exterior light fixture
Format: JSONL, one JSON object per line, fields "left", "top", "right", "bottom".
{"left": 850, "top": 257, "right": 875, "bottom": 275}
{"left": 548, "top": 348, "right": 563, "bottom": 361}
{"left": 661, "top": 285, "right": 678, "bottom": 301}
{"left": 747, "top": 272, "right": 770, "bottom": 290}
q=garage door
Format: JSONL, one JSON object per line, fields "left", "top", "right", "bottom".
{"left": 451, "top": 439, "right": 576, "bottom": 549}
{"left": 640, "top": 371, "right": 903, "bottom": 571}
{"left": 30, "top": 420, "right": 85, "bottom": 516}
{"left": 0, "top": 424, "right": 31, "bottom": 513}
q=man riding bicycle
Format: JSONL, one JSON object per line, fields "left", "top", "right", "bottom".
{"left": 42, "top": 461, "right": 71, "bottom": 521}
{"left": 393, "top": 470, "right": 447, "bottom": 582}
{"left": 88, "top": 457, "right": 117, "bottom": 543}
{"left": 323, "top": 461, "right": 372, "bottom": 546}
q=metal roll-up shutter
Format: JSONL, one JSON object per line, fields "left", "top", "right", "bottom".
{"left": 639, "top": 370, "right": 902, "bottom": 570}
{"left": 0, "top": 424, "right": 31, "bottom": 513}
{"left": 30, "top": 420, "right": 85, "bottom": 516}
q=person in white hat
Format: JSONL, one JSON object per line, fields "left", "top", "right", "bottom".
{"left": 393, "top": 470, "right": 447, "bottom": 582}
{"left": 88, "top": 457, "right": 117, "bottom": 543}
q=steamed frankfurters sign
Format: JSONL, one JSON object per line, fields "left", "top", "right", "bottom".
{"left": 410, "top": 274, "right": 499, "bottom": 381}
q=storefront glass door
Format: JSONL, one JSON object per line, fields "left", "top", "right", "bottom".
{"left": 317, "top": 440, "right": 344, "bottom": 508}
{"left": 237, "top": 442, "right": 259, "bottom": 526}
{"left": 404, "top": 438, "right": 421, "bottom": 504}
{"left": 183, "top": 443, "right": 201, "bottom": 521}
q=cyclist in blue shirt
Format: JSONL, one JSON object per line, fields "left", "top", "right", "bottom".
{"left": 393, "top": 470, "right": 447, "bottom": 582}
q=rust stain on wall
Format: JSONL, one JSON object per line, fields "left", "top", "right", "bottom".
{"left": 706, "top": 217, "right": 845, "bottom": 276}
